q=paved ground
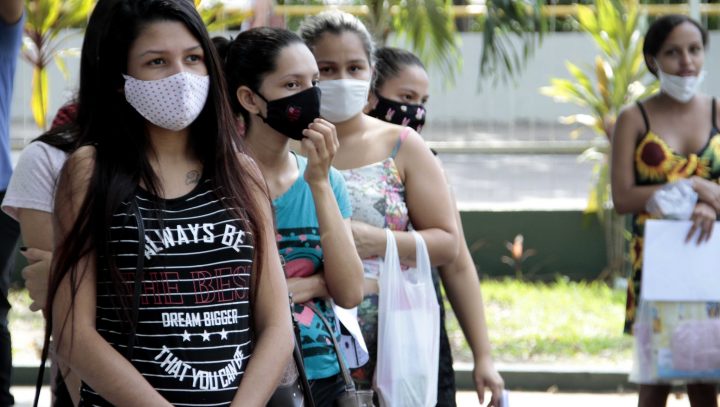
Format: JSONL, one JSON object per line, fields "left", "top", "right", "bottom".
{"left": 11, "top": 387, "right": 715, "bottom": 407}
{"left": 10, "top": 122, "right": 598, "bottom": 212}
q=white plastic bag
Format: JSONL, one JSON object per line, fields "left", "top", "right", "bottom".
{"left": 645, "top": 179, "right": 698, "bottom": 220}
{"left": 375, "top": 229, "right": 439, "bottom": 407}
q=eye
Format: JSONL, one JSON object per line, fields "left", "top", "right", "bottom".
{"left": 311, "top": 79, "right": 319, "bottom": 86}
{"left": 148, "top": 58, "right": 165, "bottom": 66}
{"left": 349, "top": 65, "right": 362, "bottom": 73}
{"left": 186, "top": 54, "right": 204, "bottom": 63}
{"left": 319, "top": 66, "right": 334, "bottom": 74}
{"left": 286, "top": 81, "right": 300, "bottom": 89}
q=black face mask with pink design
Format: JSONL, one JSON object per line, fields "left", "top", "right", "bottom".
{"left": 367, "top": 94, "right": 426, "bottom": 133}
{"left": 256, "top": 86, "right": 321, "bottom": 140}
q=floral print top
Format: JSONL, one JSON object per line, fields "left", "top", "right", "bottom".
{"left": 340, "top": 128, "right": 412, "bottom": 279}
{"left": 625, "top": 99, "right": 720, "bottom": 333}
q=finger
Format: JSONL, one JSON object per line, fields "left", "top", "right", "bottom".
{"left": 708, "top": 218, "right": 715, "bottom": 242}
{"left": 302, "top": 128, "right": 329, "bottom": 159}
{"left": 21, "top": 247, "right": 51, "bottom": 262}
{"left": 28, "top": 302, "right": 41, "bottom": 313}
{"left": 300, "top": 136, "right": 319, "bottom": 160}
{"left": 687, "top": 221, "right": 699, "bottom": 243}
{"left": 491, "top": 384, "right": 504, "bottom": 407}
{"left": 21, "top": 262, "right": 43, "bottom": 280}
{"left": 308, "top": 120, "right": 337, "bottom": 155}
{"left": 701, "top": 218, "right": 714, "bottom": 243}
{"left": 697, "top": 217, "right": 711, "bottom": 244}
{"left": 475, "top": 377, "right": 485, "bottom": 404}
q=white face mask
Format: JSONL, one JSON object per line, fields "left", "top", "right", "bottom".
{"left": 318, "top": 79, "right": 370, "bottom": 123}
{"left": 123, "top": 71, "right": 210, "bottom": 131}
{"left": 656, "top": 62, "right": 706, "bottom": 103}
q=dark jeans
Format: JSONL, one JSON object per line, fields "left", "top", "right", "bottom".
{"left": 53, "top": 370, "right": 73, "bottom": 406}
{"left": 309, "top": 372, "right": 346, "bottom": 407}
{"left": 0, "top": 190, "right": 19, "bottom": 406}
{"left": 433, "top": 267, "right": 457, "bottom": 407}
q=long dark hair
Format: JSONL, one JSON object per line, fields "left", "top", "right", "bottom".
{"left": 213, "top": 27, "right": 305, "bottom": 129}
{"left": 45, "top": 0, "right": 267, "bottom": 364}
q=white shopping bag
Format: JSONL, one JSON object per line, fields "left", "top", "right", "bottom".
{"left": 375, "top": 229, "right": 439, "bottom": 407}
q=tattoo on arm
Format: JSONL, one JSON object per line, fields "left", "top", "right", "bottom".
{"left": 186, "top": 170, "right": 201, "bottom": 185}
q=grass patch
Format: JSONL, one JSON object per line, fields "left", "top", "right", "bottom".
{"left": 445, "top": 277, "right": 633, "bottom": 366}
{"left": 8, "top": 278, "right": 634, "bottom": 367}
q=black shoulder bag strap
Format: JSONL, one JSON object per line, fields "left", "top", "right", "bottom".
{"left": 289, "top": 295, "right": 315, "bottom": 407}
{"left": 127, "top": 198, "right": 146, "bottom": 359}
{"left": 305, "top": 302, "right": 357, "bottom": 395}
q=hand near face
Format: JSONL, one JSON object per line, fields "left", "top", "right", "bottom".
{"left": 301, "top": 118, "right": 338, "bottom": 186}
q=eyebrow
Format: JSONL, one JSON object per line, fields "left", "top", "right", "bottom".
{"left": 139, "top": 45, "right": 202, "bottom": 57}
{"left": 279, "top": 72, "right": 319, "bottom": 81}
{"left": 316, "top": 59, "right": 368, "bottom": 65}
{"left": 399, "top": 87, "right": 418, "bottom": 95}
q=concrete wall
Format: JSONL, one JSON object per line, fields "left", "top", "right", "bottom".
{"left": 11, "top": 209, "right": 609, "bottom": 285}
{"left": 461, "top": 210, "right": 608, "bottom": 281}
{"left": 9, "top": 31, "right": 720, "bottom": 130}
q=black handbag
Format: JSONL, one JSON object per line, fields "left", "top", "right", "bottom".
{"left": 306, "top": 302, "right": 375, "bottom": 407}
{"left": 267, "top": 296, "right": 315, "bottom": 407}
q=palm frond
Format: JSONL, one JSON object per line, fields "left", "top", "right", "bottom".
{"left": 480, "top": 0, "right": 545, "bottom": 86}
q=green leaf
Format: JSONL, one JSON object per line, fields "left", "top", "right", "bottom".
{"left": 23, "top": 0, "right": 92, "bottom": 130}
{"left": 39, "top": 0, "right": 62, "bottom": 33}
{"left": 479, "top": 0, "right": 545, "bottom": 86}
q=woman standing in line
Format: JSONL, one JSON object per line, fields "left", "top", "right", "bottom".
{"left": 46, "top": 0, "right": 292, "bottom": 405}
{"left": 611, "top": 14, "right": 719, "bottom": 407}
{"left": 298, "top": 9, "right": 460, "bottom": 400}
{"left": 366, "top": 46, "right": 505, "bottom": 407}
{"left": 214, "top": 27, "right": 364, "bottom": 406}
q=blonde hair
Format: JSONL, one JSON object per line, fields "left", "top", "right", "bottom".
{"left": 298, "top": 10, "right": 375, "bottom": 65}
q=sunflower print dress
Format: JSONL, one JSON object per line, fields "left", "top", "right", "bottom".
{"left": 627, "top": 99, "right": 720, "bottom": 383}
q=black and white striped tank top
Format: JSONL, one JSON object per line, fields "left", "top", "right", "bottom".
{"left": 80, "top": 178, "right": 255, "bottom": 406}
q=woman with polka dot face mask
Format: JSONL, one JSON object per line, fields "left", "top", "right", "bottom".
{"left": 299, "top": 10, "right": 460, "bottom": 401}
{"left": 43, "top": 0, "right": 293, "bottom": 405}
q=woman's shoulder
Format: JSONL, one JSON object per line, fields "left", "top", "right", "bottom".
{"left": 615, "top": 99, "right": 651, "bottom": 139}
{"left": 60, "top": 145, "right": 97, "bottom": 184}
{"left": 17, "top": 141, "right": 68, "bottom": 170}
{"left": 66, "top": 144, "right": 96, "bottom": 166}
{"left": 365, "top": 115, "right": 421, "bottom": 151}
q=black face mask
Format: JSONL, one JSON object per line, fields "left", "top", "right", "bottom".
{"left": 367, "top": 94, "right": 426, "bottom": 133}
{"left": 256, "top": 86, "right": 321, "bottom": 140}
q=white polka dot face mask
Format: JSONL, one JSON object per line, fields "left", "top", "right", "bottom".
{"left": 123, "top": 71, "right": 210, "bottom": 131}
